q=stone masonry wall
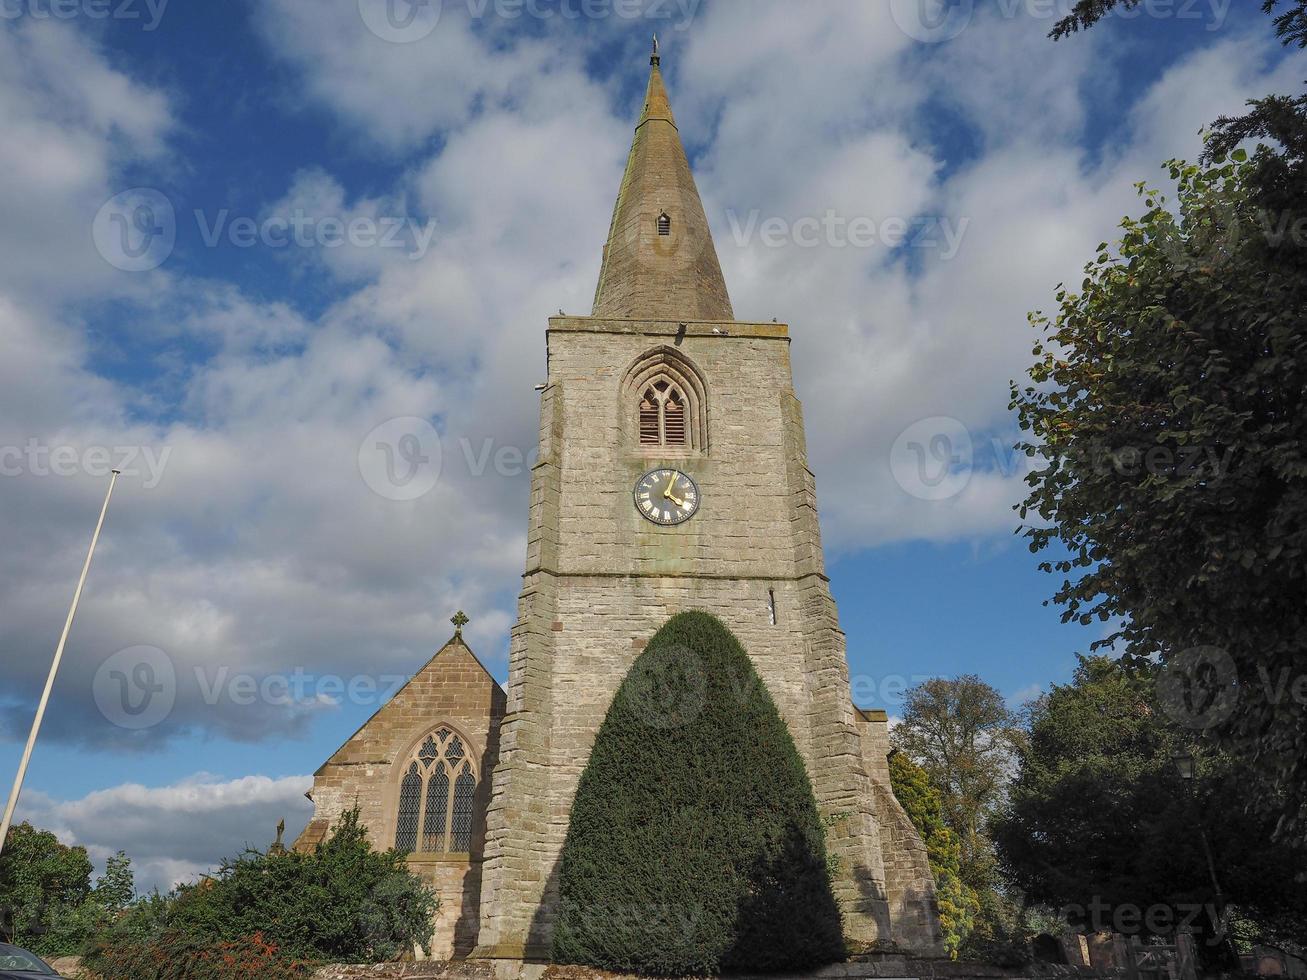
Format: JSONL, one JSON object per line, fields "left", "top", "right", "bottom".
{"left": 857, "top": 711, "right": 943, "bottom": 950}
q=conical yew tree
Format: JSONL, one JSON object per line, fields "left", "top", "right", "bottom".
{"left": 551, "top": 611, "right": 845, "bottom": 974}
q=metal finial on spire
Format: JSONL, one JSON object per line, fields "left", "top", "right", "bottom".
{"left": 650, "top": 34, "right": 660, "bottom": 67}
{"left": 451, "top": 610, "right": 469, "bottom": 635}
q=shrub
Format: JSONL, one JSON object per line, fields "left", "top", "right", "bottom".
{"left": 85, "top": 809, "right": 437, "bottom": 974}
{"left": 551, "top": 610, "right": 845, "bottom": 975}
{"left": 94, "top": 929, "right": 311, "bottom": 980}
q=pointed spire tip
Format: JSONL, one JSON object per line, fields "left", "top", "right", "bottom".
{"left": 650, "top": 33, "right": 660, "bottom": 67}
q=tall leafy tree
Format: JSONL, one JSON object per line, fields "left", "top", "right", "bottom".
{"left": 890, "top": 676, "right": 1024, "bottom": 893}
{"left": 0, "top": 822, "right": 93, "bottom": 948}
{"left": 1011, "top": 151, "right": 1307, "bottom": 840}
{"left": 994, "top": 657, "right": 1307, "bottom": 961}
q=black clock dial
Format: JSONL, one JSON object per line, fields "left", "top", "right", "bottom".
{"left": 634, "top": 468, "right": 700, "bottom": 526}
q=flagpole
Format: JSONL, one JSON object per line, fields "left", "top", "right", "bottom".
{"left": 0, "top": 470, "right": 120, "bottom": 860}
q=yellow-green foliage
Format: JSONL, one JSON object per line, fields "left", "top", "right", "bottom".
{"left": 889, "top": 752, "right": 977, "bottom": 957}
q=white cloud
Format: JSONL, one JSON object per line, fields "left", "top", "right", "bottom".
{"left": 0, "top": 7, "right": 1298, "bottom": 759}
{"left": 0, "top": 20, "right": 173, "bottom": 307}
{"left": 17, "top": 775, "right": 314, "bottom": 895}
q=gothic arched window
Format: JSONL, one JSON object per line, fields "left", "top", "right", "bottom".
{"left": 393, "top": 727, "right": 479, "bottom": 854}
{"left": 657, "top": 211, "right": 671, "bottom": 236}
{"left": 623, "top": 347, "right": 708, "bottom": 454}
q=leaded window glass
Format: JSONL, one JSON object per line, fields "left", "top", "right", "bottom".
{"left": 422, "top": 768, "right": 450, "bottom": 852}
{"left": 451, "top": 763, "right": 476, "bottom": 852}
{"left": 395, "top": 761, "right": 422, "bottom": 853}
{"left": 393, "top": 726, "right": 479, "bottom": 854}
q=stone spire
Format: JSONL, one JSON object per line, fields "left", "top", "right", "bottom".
{"left": 591, "top": 42, "right": 734, "bottom": 321}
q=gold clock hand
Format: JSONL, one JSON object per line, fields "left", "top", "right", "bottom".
{"left": 662, "top": 474, "right": 687, "bottom": 508}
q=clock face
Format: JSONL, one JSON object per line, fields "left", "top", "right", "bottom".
{"left": 634, "top": 468, "right": 700, "bottom": 526}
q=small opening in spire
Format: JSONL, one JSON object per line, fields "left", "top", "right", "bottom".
{"left": 657, "top": 212, "right": 671, "bottom": 236}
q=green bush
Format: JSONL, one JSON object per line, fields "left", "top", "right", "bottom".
{"left": 551, "top": 610, "right": 845, "bottom": 975}
{"left": 86, "top": 808, "right": 438, "bottom": 975}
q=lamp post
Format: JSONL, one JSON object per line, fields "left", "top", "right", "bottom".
{"left": 0, "top": 471, "right": 120, "bottom": 860}
{"left": 1171, "top": 748, "right": 1227, "bottom": 940}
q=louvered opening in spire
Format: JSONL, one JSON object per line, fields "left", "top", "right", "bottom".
{"left": 591, "top": 49, "right": 734, "bottom": 322}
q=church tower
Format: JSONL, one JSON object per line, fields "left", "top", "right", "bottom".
{"left": 473, "top": 47, "right": 943, "bottom": 958}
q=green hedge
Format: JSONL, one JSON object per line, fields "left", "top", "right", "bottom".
{"left": 551, "top": 610, "right": 845, "bottom": 974}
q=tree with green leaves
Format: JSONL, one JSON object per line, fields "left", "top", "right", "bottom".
{"left": 552, "top": 611, "right": 844, "bottom": 975}
{"left": 1048, "top": 0, "right": 1307, "bottom": 264}
{"left": 889, "top": 752, "right": 977, "bottom": 958}
{"left": 1011, "top": 149, "right": 1307, "bottom": 843}
{"left": 1048, "top": 0, "right": 1305, "bottom": 45}
{"left": 0, "top": 824, "right": 136, "bottom": 957}
{"left": 994, "top": 657, "right": 1307, "bottom": 964}
{"left": 889, "top": 676, "right": 1024, "bottom": 895}
{"left": 0, "top": 822, "right": 93, "bottom": 951}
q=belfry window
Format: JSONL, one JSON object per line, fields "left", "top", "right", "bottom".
{"left": 394, "top": 727, "right": 479, "bottom": 854}
{"left": 640, "top": 379, "right": 687, "bottom": 447}
{"left": 657, "top": 211, "right": 671, "bottom": 236}
{"left": 623, "top": 347, "right": 708, "bottom": 453}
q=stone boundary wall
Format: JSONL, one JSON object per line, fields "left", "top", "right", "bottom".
{"left": 313, "top": 959, "right": 1133, "bottom": 980}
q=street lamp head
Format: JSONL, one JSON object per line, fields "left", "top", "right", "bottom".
{"left": 1172, "top": 747, "right": 1195, "bottom": 780}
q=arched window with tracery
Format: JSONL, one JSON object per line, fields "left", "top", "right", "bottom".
{"left": 394, "top": 727, "right": 479, "bottom": 854}
{"left": 624, "top": 347, "right": 708, "bottom": 454}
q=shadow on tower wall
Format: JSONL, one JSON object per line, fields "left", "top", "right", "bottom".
{"left": 453, "top": 683, "right": 507, "bottom": 957}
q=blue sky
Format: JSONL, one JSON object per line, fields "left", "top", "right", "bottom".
{"left": 0, "top": 0, "right": 1301, "bottom": 891}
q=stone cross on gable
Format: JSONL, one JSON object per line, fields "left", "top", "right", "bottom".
{"left": 451, "top": 611, "right": 469, "bottom": 635}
